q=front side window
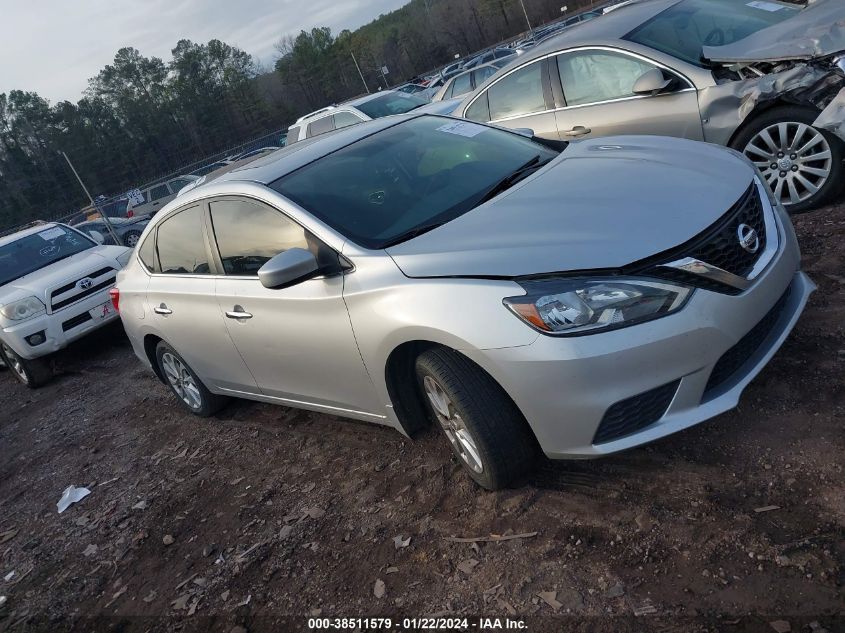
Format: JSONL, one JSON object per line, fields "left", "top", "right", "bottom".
{"left": 156, "top": 206, "right": 210, "bottom": 275}
{"left": 0, "top": 226, "right": 94, "bottom": 287}
{"left": 150, "top": 184, "right": 170, "bottom": 201}
{"left": 307, "top": 116, "right": 335, "bottom": 138}
{"left": 270, "top": 116, "right": 558, "bottom": 249}
{"left": 486, "top": 62, "right": 546, "bottom": 121}
{"left": 557, "top": 50, "right": 656, "bottom": 107}
{"left": 209, "top": 199, "right": 310, "bottom": 276}
{"left": 354, "top": 93, "right": 426, "bottom": 119}
{"left": 333, "top": 111, "right": 363, "bottom": 129}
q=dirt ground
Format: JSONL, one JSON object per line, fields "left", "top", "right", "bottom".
{"left": 0, "top": 202, "right": 843, "bottom": 633}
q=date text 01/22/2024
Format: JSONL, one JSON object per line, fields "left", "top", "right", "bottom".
{"left": 307, "top": 618, "right": 528, "bottom": 630}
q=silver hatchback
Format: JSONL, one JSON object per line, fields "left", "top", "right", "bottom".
{"left": 115, "top": 115, "right": 813, "bottom": 489}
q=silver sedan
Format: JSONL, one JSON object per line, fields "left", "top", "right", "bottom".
{"left": 115, "top": 114, "right": 813, "bottom": 489}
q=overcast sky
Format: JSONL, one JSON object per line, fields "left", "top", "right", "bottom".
{"left": 0, "top": 0, "right": 408, "bottom": 104}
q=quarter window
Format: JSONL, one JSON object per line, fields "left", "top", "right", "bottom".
{"left": 209, "top": 199, "right": 310, "bottom": 276}
{"left": 307, "top": 116, "right": 335, "bottom": 138}
{"left": 486, "top": 62, "right": 546, "bottom": 121}
{"left": 150, "top": 184, "right": 170, "bottom": 202}
{"left": 452, "top": 73, "right": 473, "bottom": 97}
{"left": 168, "top": 178, "right": 192, "bottom": 193}
{"left": 465, "top": 92, "right": 491, "bottom": 122}
{"left": 333, "top": 111, "right": 362, "bottom": 129}
{"left": 156, "top": 206, "right": 210, "bottom": 275}
{"left": 138, "top": 235, "right": 157, "bottom": 272}
{"left": 287, "top": 126, "right": 302, "bottom": 144}
{"left": 557, "top": 50, "right": 656, "bottom": 107}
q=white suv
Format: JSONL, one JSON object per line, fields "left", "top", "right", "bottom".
{"left": 0, "top": 222, "right": 131, "bottom": 387}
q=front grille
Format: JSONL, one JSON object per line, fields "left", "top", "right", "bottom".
{"left": 704, "top": 287, "right": 791, "bottom": 398}
{"left": 62, "top": 312, "right": 93, "bottom": 332}
{"left": 643, "top": 184, "right": 768, "bottom": 294}
{"left": 49, "top": 267, "right": 116, "bottom": 312}
{"left": 593, "top": 380, "right": 680, "bottom": 445}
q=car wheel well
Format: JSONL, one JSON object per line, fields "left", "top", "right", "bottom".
{"left": 143, "top": 334, "right": 166, "bottom": 383}
{"left": 727, "top": 99, "right": 818, "bottom": 149}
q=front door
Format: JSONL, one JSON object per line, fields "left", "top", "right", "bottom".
{"left": 552, "top": 48, "right": 704, "bottom": 141}
{"left": 207, "top": 197, "right": 383, "bottom": 419}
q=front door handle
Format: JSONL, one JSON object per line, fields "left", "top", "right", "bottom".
{"left": 562, "top": 125, "right": 592, "bottom": 138}
{"left": 225, "top": 305, "right": 253, "bottom": 320}
{"left": 153, "top": 303, "right": 172, "bottom": 315}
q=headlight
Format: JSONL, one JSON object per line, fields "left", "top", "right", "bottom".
{"left": 504, "top": 278, "right": 691, "bottom": 336}
{"left": 0, "top": 296, "right": 46, "bottom": 321}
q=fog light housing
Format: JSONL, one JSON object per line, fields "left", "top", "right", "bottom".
{"left": 26, "top": 332, "right": 46, "bottom": 346}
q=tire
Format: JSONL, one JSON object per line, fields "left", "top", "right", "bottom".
{"left": 123, "top": 231, "right": 142, "bottom": 248}
{"left": 730, "top": 105, "right": 845, "bottom": 213}
{"left": 0, "top": 342, "right": 53, "bottom": 388}
{"left": 414, "top": 347, "right": 537, "bottom": 490}
{"left": 154, "top": 341, "right": 228, "bottom": 417}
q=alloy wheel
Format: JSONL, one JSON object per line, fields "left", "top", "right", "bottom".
{"left": 125, "top": 233, "right": 140, "bottom": 248}
{"left": 423, "top": 375, "right": 483, "bottom": 474}
{"left": 743, "top": 121, "right": 832, "bottom": 207}
{"left": 1, "top": 343, "right": 29, "bottom": 384}
{"left": 161, "top": 352, "right": 202, "bottom": 410}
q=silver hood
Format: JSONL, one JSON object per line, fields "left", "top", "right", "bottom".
{"left": 386, "top": 136, "right": 755, "bottom": 279}
{"left": 703, "top": 0, "right": 845, "bottom": 64}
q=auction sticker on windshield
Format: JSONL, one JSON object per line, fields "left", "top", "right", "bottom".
{"left": 746, "top": 1, "right": 786, "bottom": 11}
{"left": 436, "top": 121, "right": 487, "bottom": 138}
{"left": 37, "top": 227, "right": 66, "bottom": 241}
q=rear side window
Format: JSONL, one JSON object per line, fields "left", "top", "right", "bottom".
{"left": 557, "top": 50, "right": 656, "bottom": 106}
{"left": 473, "top": 66, "right": 497, "bottom": 85}
{"left": 486, "top": 62, "right": 546, "bottom": 121}
{"left": 150, "top": 184, "right": 170, "bottom": 202}
{"left": 452, "top": 73, "right": 473, "bottom": 97}
{"left": 168, "top": 178, "right": 192, "bottom": 193}
{"left": 156, "top": 206, "right": 210, "bottom": 275}
{"left": 138, "top": 235, "right": 157, "bottom": 272}
{"left": 307, "top": 116, "right": 335, "bottom": 138}
{"left": 333, "top": 111, "right": 362, "bottom": 129}
{"left": 209, "top": 199, "right": 310, "bottom": 276}
{"left": 287, "top": 126, "right": 302, "bottom": 144}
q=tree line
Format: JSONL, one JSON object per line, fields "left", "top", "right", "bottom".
{"left": 1, "top": 0, "right": 599, "bottom": 229}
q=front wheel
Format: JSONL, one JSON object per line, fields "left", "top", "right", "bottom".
{"left": 415, "top": 347, "right": 537, "bottom": 490}
{"left": 155, "top": 341, "right": 228, "bottom": 417}
{"left": 0, "top": 342, "right": 53, "bottom": 388}
{"left": 732, "top": 106, "right": 844, "bottom": 213}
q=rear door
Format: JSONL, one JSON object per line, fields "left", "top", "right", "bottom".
{"left": 144, "top": 204, "right": 258, "bottom": 393}
{"left": 207, "top": 196, "right": 383, "bottom": 418}
{"left": 552, "top": 47, "right": 704, "bottom": 141}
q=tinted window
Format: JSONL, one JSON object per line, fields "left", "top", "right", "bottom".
{"left": 138, "top": 235, "right": 157, "bottom": 271}
{"left": 494, "top": 50, "right": 513, "bottom": 59}
{"left": 0, "top": 226, "right": 95, "bottom": 287}
{"left": 287, "top": 126, "right": 302, "bottom": 144}
{"left": 169, "top": 178, "right": 192, "bottom": 193}
{"left": 270, "top": 116, "right": 557, "bottom": 249}
{"left": 452, "top": 73, "right": 473, "bottom": 97}
{"left": 307, "top": 116, "right": 335, "bottom": 138}
{"left": 625, "top": 0, "right": 798, "bottom": 67}
{"left": 150, "top": 184, "right": 170, "bottom": 201}
{"left": 557, "top": 50, "right": 656, "bottom": 106}
{"left": 156, "top": 206, "right": 210, "bottom": 274}
{"left": 487, "top": 62, "right": 546, "bottom": 121}
{"left": 473, "top": 66, "right": 498, "bottom": 85}
{"left": 333, "top": 111, "right": 362, "bottom": 129}
{"left": 465, "top": 93, "right": 491, "bottom": 122}
{"left": 355, "top": 93, "right": 426, "bottom": 119}
{"left": 209, "top": 199, "right": 309, "bottom": 276}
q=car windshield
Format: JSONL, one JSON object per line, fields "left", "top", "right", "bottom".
{"left": 0, "top": 226, "right": 95, "bottom": 287}
{"left": 270, "top": 116, "right": 559, "bottom": 249}
{"left": 624, "top": 0, "right": 799, "bottom": 67}
{"left": 354, "top": 93, "right": 428, "bottom": 119}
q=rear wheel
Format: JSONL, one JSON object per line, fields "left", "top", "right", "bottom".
{"left": 414, "top": 347, "right": 537, "bottom": 490}
{"left": 155, "top": 341, "right": 228, "bottom": 417}
{"left": 123, "top": 230, "right": 141, "bottom": 248}
{"left": 732, "top": 106, "right": 844, "bottom": 213}
{"left": 0, "top": 342, "right": 53, "bottom": 388}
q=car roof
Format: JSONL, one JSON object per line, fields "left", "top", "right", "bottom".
{"left": 0, "top": 222, "right": 58, "bottom": 247}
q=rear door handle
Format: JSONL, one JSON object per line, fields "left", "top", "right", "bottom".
{"left": 153, "top": 303, "right": 172, "bottom": 315}
{"left": 562, "top": 125, "right": 591, "bottom": 137}
{"left": 225, "top": 305, "right": 253, "bottom": 320}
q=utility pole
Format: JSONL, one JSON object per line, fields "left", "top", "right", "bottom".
{"left": 518, "top": 0, "right": 534, "bottom": 37}
{"left": 62, "top": 151, "right": 121, "bottom": 246}
{"left": 350, "top": 52, "right": 370, "bottom": 94}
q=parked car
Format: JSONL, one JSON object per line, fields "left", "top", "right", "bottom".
{"left": 0, "top": 222, "right": 131, "bottom": 387}
{"left": 74, "top": 215, "right": 151, "bottom": 248}
{"left": 125, "top": 175, "right": 200, "bottom": 218}
{"left": 396, "top": 83, "right": 429, "bottom": 94}
{"left": 116, "top": 113, "right": 812, "bottom": 489}
{"left": 286, "top": 91, "right": 461, "bottom": 143}
{"left": 431, "top": 61, "right": 511, "bottom": 102}
{"left": 458, "top": 0, "right": 845, "bottom": 212}
{"left": 463, "top": 48, "right": 517, "bottom": 70}
{"left": 189, "top": 161, "right": 230, "bottom": 178}
{"left": 231, "top": 147, "right": 281, "bottom": 162}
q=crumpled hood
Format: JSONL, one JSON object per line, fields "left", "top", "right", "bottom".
{"left": 703, "top": 0, "right": 845, "bottom": 63}
{"left": 386, "top": 136, "right": 755, "bottom": 279}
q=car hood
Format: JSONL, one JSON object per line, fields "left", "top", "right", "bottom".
{"left": 386, "top": 136, "right": 755, "bottom": 279}
{"left": 703, "top": 0, "right": 845, "bottom": 63}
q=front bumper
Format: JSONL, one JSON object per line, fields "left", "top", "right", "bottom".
{"left": 0, "top": 288, "right": 119, "bottom": 360}
{"left": 463, "top": 207, "right": 813, "bottom": 459}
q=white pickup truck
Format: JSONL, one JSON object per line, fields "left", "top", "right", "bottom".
{"left": 0, "top": 222, "right": 132, "bottom": 388}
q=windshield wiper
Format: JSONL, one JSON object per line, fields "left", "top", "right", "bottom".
{"left": 380, "top": 221, "right": 448, "bottom": 248}
{"left": 475, "top": 155, "right": 549, "bottom": 207}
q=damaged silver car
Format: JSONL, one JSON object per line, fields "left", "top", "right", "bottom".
{"left": 458, "top": 0, "right": 845, "bottom": 212}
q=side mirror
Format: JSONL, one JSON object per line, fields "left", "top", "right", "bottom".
{"left": 89, "top": 230, "right": 106, "bottom": 245}
{"left": 632, "top": 68, "right": 675, "bottom": 96}
{"left": 258, "top": 248, "right": 320, "bottom": 289}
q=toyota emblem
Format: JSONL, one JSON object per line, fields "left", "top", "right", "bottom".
{"left": 737, "top": 223, "right": 760, "bottom": 254}
{"left": 77, "top": 278, "right": 94, "bottom": 290}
